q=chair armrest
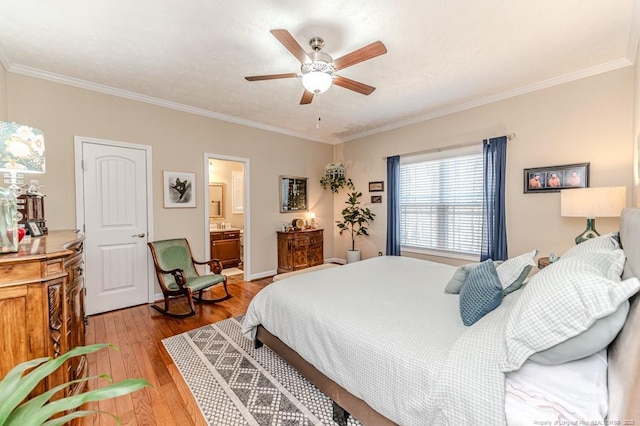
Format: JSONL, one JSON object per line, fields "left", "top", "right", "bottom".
{"left": 194, "top": 258, "right": 224, "bottom": 274}
{"left": 157, "top": 266, "right": 187, "bottom": 289}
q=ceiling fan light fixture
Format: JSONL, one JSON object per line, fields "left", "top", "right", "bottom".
{"left": 302, "top": 71, "right": 332, "bottom": 94}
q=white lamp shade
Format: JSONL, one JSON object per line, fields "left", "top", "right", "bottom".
{"left": 0, "top": 121, "right": 46, "bottom": 173}
{"left": 561, "top": 186, "right": 627, "bottom": 218}
{"left": 302, "top": 71, "right": 332, "bottom": 94}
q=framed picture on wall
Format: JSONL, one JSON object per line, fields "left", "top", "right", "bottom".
{"left": 163, "top": 171, "right": 196, "bottom": 208}
{"left": 280, "top": 176, "right": 308, "bottom": 213}
{"left": 369, "top": 181, "right": 384, "bottom": 192}
{"left": 523, "top": 162, "right": 589, "bottom": 193}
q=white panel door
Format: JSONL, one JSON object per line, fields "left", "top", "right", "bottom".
{"left": 81, "top": 142, "right": 149, "bottom": 315}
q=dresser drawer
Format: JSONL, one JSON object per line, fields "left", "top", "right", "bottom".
{"left": 0, "top": 261, "right": 40, "bottom": 283}
{"left": 293, "top": 236, "right": 310, "bottom": 246}
{"left": 310, "top": 235, "right": 323, "bottom": 244}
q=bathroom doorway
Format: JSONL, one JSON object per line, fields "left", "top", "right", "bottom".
{"left": 204, "top": 153, "right": 249, "bottom": 280}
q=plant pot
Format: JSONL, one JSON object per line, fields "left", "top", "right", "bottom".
{"left": 346, "top": 249, "right": 361, "bottom": 264}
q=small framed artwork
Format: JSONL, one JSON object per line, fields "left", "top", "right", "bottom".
{"left": 371, "top": 195, "right": 382, "bottom": 203}
{"left": 280, "top": 176, "right": 308, "bottom": 213}
{"left": 25, "top": 220, "right": 43, "bottom": 237}
{"left": 523, "top": 162, "right": 589, "bottom": 193}
{"left": 163, "top": 171, "right": 196, "bottom": 208}
{"left": 369, "top": 181, "right": 384, "bottom": 192}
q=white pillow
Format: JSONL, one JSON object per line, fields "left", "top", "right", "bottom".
{"left": 499, "top": 250, "right": 638, "bottom": 372}
{"left": 496, "top": 250, "right": 537, "bottom": 290}
{"left": 562, "top": 233, "right": 620, "bottom": 258}
{"left": 505, "top": 351, "right": 608, "bottom": 425}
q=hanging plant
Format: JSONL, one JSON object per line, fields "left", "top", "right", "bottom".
{"left": 319, "top": 162, "right": 355, "bottom": 193}
{"left": 320, "top": 175, "right": 355, "bottom": 193}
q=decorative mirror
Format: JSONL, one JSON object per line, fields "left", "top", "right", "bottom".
{"left": 280, "top": 176, "right": 308, "bottom": 213}
{"left": 209, "top": 183, "right": 224, "bottom": 218}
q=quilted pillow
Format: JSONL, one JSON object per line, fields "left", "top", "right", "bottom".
{"left": 459, "top": 260, "right": 503, "bottom": 326}
{"left": 496, "top": 250, "right": 537, "bottom": 290}
{"left": 444, "top": 260, "right": 503, "bottom": 294}
{"left": 562, "top": 233, "right": 620, "bottom": 258}
{"left": 499, "top": 250, "right": 639, "bottom": 372}
{"left": 529, "top": 300, "right": 630, "bottom": 365}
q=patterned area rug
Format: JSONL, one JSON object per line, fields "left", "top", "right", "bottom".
{"left": 162, "top": 315, "right": 362, "bottom": 426}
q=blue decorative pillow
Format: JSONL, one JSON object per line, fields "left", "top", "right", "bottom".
{"left": 459, "top": 260, "right": 504, "bottom": 326}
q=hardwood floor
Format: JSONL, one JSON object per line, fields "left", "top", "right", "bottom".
{"left": 80, "top": 275, "right": 272, "bottom": 425}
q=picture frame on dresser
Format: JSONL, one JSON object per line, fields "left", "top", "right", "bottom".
{"left": 25, "top": 220, "right": 43, "bottom": 237}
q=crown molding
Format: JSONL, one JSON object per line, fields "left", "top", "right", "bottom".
{"left": 627, "top": 0, "right": 640, "bottom": 62}
{"left": 344, "top": 57, "right": 633, "bottom": 142}
{"left": 0, "top": 42, "right": 12, "bottom": 73}
{"left": 2, "top": 55, "right": 632, "bottom": 146}
{"left": 5, "top": 63, "right": 334, "bottom": 144}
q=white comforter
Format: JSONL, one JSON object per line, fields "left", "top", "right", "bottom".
{"left": 242, "top": 256, "right": 511, "bottom": 425}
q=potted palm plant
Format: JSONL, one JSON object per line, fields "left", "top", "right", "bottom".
{"left": 0, "top": 343, "right": 151, "bottom": 425}
{"left": 336, "top": 191, "right": 376, "bottom": 263}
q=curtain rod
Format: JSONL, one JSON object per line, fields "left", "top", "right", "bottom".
{"left": 383, "top": 133, "right": 515, "bottom": 161}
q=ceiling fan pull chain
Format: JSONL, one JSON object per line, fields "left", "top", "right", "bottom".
{"left": 316, "top": 95, "right": 321, "bottom": 128}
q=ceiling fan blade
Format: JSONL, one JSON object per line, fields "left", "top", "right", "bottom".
{"left": 245, "top": 72, "right": 298, "bottom": 81}
{"left": 300, "top": 90, "right": 314, "bottom": 105}
{"left": 333, "top": 41, "right": 387, "bottom": 70}
{"left": 270, "top": 29, "right": 310, "bottom": 63}
{"left": 333, "top": 76, "right": 376, "bottom": 95}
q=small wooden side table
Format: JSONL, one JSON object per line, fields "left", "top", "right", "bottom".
{"left": 537, "top": 257, "right": 550, "bottom": 269}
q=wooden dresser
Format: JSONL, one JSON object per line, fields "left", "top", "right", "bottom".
{"left": 0, "top": 230, "right": 86, "bottom": 396}
{"left": 210, "top": 229, "right": 241, "bottom": 268}
{"left": 277, "top": 229, "right": 324, "bottom": 274}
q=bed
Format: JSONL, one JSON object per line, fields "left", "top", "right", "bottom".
{"left": 242, "top": 207, "right": 640, "bottom": 425}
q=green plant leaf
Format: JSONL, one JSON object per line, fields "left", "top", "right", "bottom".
{"left": 42, "top": 409, "right": 118, "bottom": 426}
{"left": 0, "top": 357, "right": 50, "bottom": 422}
{"left": 7, "top": 378, "right": 150, "bottom": 426}
{"left": 8, "top": 374, "right": 111, "bottom": 422}
{"left": 0, "top": 344, "right": 111, "bottom": 425}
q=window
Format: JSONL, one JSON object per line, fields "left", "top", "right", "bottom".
{"left": 399, "top": 146, "right": 483, "bottom": 258}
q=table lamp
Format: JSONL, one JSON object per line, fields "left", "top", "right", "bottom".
{"left": 560, "top": 186, "right": 627, "bottom": 244}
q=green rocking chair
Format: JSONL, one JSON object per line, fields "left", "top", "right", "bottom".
{"left": 148, "top": 238, "right": 231, "bottom": 317}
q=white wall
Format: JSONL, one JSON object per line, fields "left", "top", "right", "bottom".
{"left": 3, "top": 72, "right": 334, "bottom": 278}
{"left": 634, "top": 40, "right": 640, "bottom": 207}
{"left": 2, "top": 64, "right": 635, "bottom": 273}
{"left": 340, "top": 67, "right": 634, "bottom": 265}
{"left": 0, "top": 64, "right": 6, "bottom": 120}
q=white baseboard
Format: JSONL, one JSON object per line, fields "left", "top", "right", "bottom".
{"left": 249, "top": 269, "right": 277, "bottom": 280}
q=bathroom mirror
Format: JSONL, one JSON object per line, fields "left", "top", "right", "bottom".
{"left": 209, "top": 183, "right": 224, "bottom": 218}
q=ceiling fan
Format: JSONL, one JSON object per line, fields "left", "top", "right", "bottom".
{"left": 245, "top": 29, "right": 387, "bottom": 105}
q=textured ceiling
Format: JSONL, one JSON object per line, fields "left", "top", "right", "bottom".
{"left": 0, "top": 1, "right": 637, "bottom": 144}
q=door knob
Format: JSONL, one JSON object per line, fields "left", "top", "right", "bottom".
{"left": 132, "top": 233, "right": 146, "bottom": 238}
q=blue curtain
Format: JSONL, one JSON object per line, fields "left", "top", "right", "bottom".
{"left": 481, "top": 136, "right": 508, "bottom": 261}
{"left": 386, "top": 155, "right": 401, "bottom": 255}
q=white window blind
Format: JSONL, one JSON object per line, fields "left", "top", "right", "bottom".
{"left": 399, "top": 148, "right": 483, "bottom": 257}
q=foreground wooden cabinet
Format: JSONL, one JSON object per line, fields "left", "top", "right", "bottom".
{"left": 277, "top": 229, "right": 323, "bottom": 273}
{"left": 0, "top": 231, "right": 86, "bottom": 396}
